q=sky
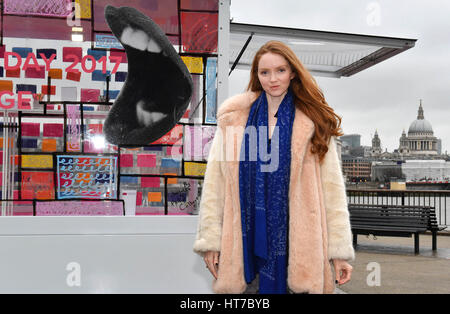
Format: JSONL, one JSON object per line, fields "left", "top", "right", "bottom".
{"left": 228, "top": 0, "right": 450, "bottom": 155}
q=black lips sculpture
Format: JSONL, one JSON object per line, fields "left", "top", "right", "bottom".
{"left": 103, "top": 5, "right": 193, "bottom": 146}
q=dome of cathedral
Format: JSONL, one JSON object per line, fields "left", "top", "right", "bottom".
{"left": 408, "top": 119, "right": 433, "bottom": 134}
{"left": 407, "top": 101, "right": 433, "bottom": 135}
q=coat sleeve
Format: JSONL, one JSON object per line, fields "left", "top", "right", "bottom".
{"left": 320, "top": 136, "right": 355, "bottom": 261}
{"left": 193, "top": 127, "right": 225, "bottom": 256}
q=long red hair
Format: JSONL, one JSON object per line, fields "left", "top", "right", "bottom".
{"left": 247, "top": 40, "right": 344, "bottom": 163}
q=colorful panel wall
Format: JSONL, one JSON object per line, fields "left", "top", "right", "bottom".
{"left": 0, "top": 0, "right": 219, "bottom": 216}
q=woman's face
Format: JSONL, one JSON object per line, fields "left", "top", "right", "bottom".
{"left": 257, "top": 52, "right": 295, "bottom": 98}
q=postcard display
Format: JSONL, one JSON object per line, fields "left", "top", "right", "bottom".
{"left": 0, "top": 0, "right": 219, "bottom": 217}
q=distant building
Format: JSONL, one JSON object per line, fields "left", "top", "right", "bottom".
{"left": 371, "top": 130, "right": 382, "bottom": 155}
{"left": 437, "top": 139, "right": 442, "bottom": 155}
{"left": 402, "top": 160, "right": 450, "bottom": 182}
{"left": 399, "top": 100, "right": 438, "bottom": 156}
{"left": 338, "top": 100, "right": 449, "bottom": 183}
{"left": 371, "top": 161, "right": 404, "bottom": 182}
{"left": 348, "top": 146, "right": 373, "bottom": 158}
{"left": 340, "top": 134, "right": 361, "bottom": 149}
{"left": 341, "top": 156, "right": 371, "bottom": 182}
{"left": 370, "top": 99, "right": 445, "bottom": 160}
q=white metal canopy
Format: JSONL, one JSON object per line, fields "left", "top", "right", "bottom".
{"left": 229, "top": 22, "right": 417, "bottom": 78}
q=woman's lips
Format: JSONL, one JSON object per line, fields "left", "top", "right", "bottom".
{"left": 270, "top": 85, "right": 280, "bottom": 89}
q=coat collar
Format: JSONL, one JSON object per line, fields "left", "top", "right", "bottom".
{"left": 217, "top": 91, "right": 315, "bottom": 152}
{"left": 216, "top": 91, "right": 316, "bottom": 184}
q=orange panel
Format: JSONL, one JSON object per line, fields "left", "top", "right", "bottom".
{"left": 48, "top": 68, "right": 63, "bottom": 79}
{"left": 42, "top": 138, "right": 57, "bottom": 152}
{"left": 6, "top": 68, "right": 20, "bottom": 78}
{"left": 0, "top": 138, "right": 15, "bottom": 149}
{"left": 41, "top": 85, "right": 56, "bottom": 95}
{"left": 0, "top": 80, "right": 13, "bottom": 92}
{"left": 165, "top": 173, "right": 178, "bottom": 184}
{"left": 36, "top": 190, "right": 54, "bottom": 200}
{"left": 148, "top": 192, "right": 162, "bottom": 202}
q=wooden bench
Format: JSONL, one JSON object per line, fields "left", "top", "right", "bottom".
{"left": 348, "top": 204, "right": 441, "bottom": 254}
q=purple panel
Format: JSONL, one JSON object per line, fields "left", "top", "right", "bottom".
{"left": 139, "top": 0, "right": 159, "bottom": 11}
{"left": 37, "top": 49, "right": 57, "bottom": 60}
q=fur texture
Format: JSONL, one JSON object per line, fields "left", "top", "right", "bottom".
{"left": 193, "top": 91, "right": 355, "bottom": 294}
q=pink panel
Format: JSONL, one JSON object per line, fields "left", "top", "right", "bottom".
{"left": 181, "top": 12, "right": 218, "bottom": 53}
{"left": 4, "top": 16, "right": 91, "bottom": 41}
{"left": 136, "top": 192, "right": 142, "bottom": 206}
{"left": 4, "top": 0, "right": 72, "bottom": 17}
{"left": 63, "top": 47, "right": 83, "bottom": 62}
{"left": 83, "top": 141, "right": 102, "bottom": 154}
{"left": 110, "top": 49, "right": 127, "bottom": 63}
{"left": 43, "top": 123, "right": 64, "bottom": 137}
{"left": 120, "top": 154, "right": 133, "bottom": 167}
{"left": 12, "top": 200, "right": 33, "bottom": 215}
{"left": 167, "top": 145, "right": 183, "bottom": 157}
{"left": 152, "top": 124, "right": 183, "bottom": 145}
{"left": 87, "top": 124, "right": 103, "bottom": 135}
{"left": 93, "top": 0, "right": 178, "bottom": 34}
{"left": 180, "top": 0, "right": 218, "bottom": 11}
{"left": 137, "top": 154, "right": 156, "bottom": 167}
{"left": 141, "top": 177, "right": 160, "bottom": 188}
{"left": 21, "top": 122, "right": 40, "bottom": 136}
{"left": 81, "top": 88, "right": 100, "bottom": 102}
{"left": 35, "top": 201, "right": 124, "bottom": 216}
{"left": 0, "top": 201, "right": 33, "bottom": 216}
{"left": 25, "top": 65, "right": 46, "bottom": 79}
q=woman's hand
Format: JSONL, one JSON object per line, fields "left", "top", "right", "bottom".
{"left": 332, "top": 259, "right": 353, "bottom": 285}
{"left": 204, "top": 251, "right": 220, "bottom": 279}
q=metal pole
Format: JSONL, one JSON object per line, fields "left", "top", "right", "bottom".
{"left": 217, "top": 0, "right": 230, "bottom": 107}
{"left": 229, "top": 32, "right": 253, "bottom": 76}
{"left": 1, "top": 111, "right": 6, "bottom": 216}
{"left": 2, "top": 111, "right": 8, "bottom": 215}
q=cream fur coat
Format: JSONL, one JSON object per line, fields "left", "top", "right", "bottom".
{"left": 193, "top": 91, "right": 355, "bottom": 294}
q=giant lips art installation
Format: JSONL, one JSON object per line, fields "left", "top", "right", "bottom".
{"left": 103, "top": 5, "right": 193, "bottom": 146}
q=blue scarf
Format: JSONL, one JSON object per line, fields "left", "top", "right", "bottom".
{"left": 239, "top": 89, "right": 295, "bottom": 294}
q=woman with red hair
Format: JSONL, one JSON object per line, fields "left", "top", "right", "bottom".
{"left": 194, "top": 40, "right": 354, "bottom": 294}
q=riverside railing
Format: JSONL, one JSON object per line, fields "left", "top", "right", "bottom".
{"left": 346, "top": 189, "right": 449, "bottom": 229}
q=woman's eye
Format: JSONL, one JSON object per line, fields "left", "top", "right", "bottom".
{"left": 279, "top": 68, "right": 286, "bottom": 72}
{"left": 260, "top": 71, "right": 267, "bottom": 75}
